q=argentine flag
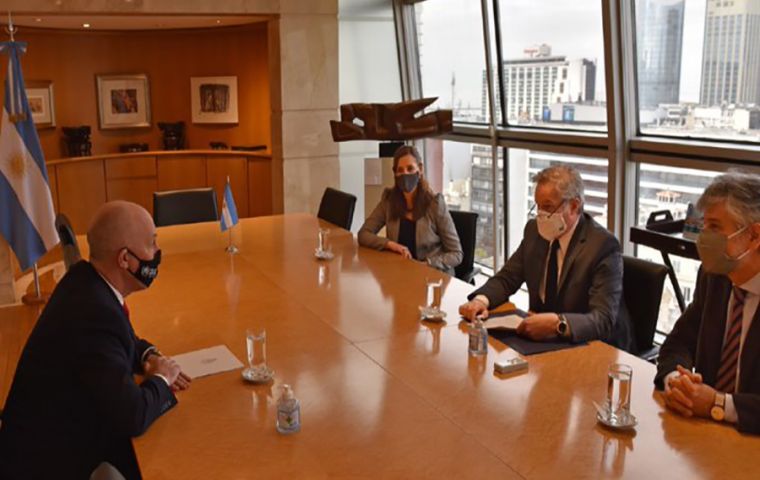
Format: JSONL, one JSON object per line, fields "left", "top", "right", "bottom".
{"left": 0, "top": 41, "right": 58, "bottom": 271}
{"left": 220, "top": 178, "right": 239, "bottom": 232}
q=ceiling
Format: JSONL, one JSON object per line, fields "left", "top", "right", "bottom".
{"left": 10, "top": 14, "right": 268, "bottom": 31}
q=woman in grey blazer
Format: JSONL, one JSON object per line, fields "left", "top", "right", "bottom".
{"left": 358, "top": 145, "right": 463, "bottom": 276}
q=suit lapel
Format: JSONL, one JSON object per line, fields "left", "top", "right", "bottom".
{"left": 701, "top": 277, "right": 732, "bottom": 385}
{"left": 527, "top": 231, "right": 549, "bottom": 299}
{"left": 386, "top": 216, "right": 400, "bottom": 243}
{"left": 739, "top": 299, "right": 760, "bottom": 391}
{"left": 557, "top": 214, "right": 588, "bottom": 292}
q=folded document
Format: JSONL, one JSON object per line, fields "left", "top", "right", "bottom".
{"left": 171, "top": 345, "right": 244, "bottom": 379}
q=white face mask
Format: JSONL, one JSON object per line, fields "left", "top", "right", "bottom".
{"left": 536, "top": 204, "right": 567, "bottom": 242}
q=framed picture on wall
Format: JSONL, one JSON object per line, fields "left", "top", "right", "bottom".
{"left": 96, "top": 74, "right": 151, "bottom": 129}
{"left": 26, "top": 80, "right": 55, "bottom": 129}
{"left": 190, "top": 76, "right": 238, "bottom": 124}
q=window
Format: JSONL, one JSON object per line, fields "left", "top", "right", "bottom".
{"left": 497, "top": 0, "right": 607, "bottom": 130}
{"left": 426, "top": 139, "right": 502, "bottom": 269}
{"left": 416, "top": 0, "right": 489, "bottom": 123}
{"left": 634, "top": 0, "right": 760, "bottom": 142}
{"left": 634, "top": 162, "right": 722, "bottom": 333}
{"left": 505, "top": 149, "right": 609, "bottom": 256}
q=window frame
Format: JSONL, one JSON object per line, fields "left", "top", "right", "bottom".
{"left": 394, "top": 0, "right": 760, "bottom": 301}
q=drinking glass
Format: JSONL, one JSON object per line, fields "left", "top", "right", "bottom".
{"left": 606, "top": 363, "right": 632, "bottom": 423}
{"left": 246, "top": 328, "right": 267, "bottom": 371}
{"left": 426, "top": 278, "right": 443, "bottom": 311}
{"left": 318, "top": 228, "right": 331, "bottom": 253}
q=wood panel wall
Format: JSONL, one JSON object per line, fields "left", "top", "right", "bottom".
{"left": 6, "top": 24, "right": 271, "bottom": 160}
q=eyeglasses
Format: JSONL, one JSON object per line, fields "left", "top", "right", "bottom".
{"left": 529, "top": 200, "right": 566, "bottom": 218}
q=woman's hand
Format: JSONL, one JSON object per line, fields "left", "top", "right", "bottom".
{"left": 385, "top": 240, "right": 412, "bottom": 259}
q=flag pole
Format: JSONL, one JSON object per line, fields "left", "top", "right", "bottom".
{"left": 5, "top": 12, "right": 16, "bottom": 42}
{"left": 224, "top": 175, "right": 239, "bottom": 255}
{"left": 21, "top": 262, "right": 49, "bottom": 305}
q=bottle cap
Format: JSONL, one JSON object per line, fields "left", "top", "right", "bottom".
{"left": 281, "top": 384, "right": 294, "bottom": 400}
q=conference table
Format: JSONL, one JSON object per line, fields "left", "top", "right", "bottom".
{"left": 2, "top": 214, "right": 759, "bottom": 478}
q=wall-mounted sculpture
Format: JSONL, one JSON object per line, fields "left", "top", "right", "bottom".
{"left": 330, "top": 97, "right": 452, "bottom": 142}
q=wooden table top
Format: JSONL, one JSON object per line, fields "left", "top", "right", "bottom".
{"left": 3, "top": 214, "right": 760, "bottom": 479}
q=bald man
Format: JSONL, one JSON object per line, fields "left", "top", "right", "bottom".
{"left": 0, "top": 201, "right": 189, "bottom": 480}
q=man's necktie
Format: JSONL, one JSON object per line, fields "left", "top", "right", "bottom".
{"left": 715, "top": 287, "right": 746, "bottom": 393}
{"left": 544, "top": 240, "right": 560, "bottom": 312}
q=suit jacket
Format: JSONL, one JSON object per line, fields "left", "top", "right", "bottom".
{"left": 469, "top": 213, "right": 633, "bottom": 351}
{"left": 0, "top": 261, "right": 177, "bottom": 480}
{"left": 358, "top": 189, "right": 463, "bottom": 276}
{"left": 655, "top": 270, "right": 760, "bottom": 434}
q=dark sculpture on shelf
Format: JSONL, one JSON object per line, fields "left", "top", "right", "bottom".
{"left": 329, "top": 97, "right": 452, "bottom": 142}
{"left": 61, "top": 126, "right": 92, "bottom": 157}
{"left": 158, "top": 121, "right": 186, "bottom": 150}
{"left": 119, "top": 143, "right": 149, "bottom": 153}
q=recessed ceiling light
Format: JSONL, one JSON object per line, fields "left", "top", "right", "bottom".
{"left": 82, "top": 23, "right": 91, "bottom": 28}
{"left": 216, "top": 20, "right": 222, "bottom": 24}
{"left": 34, "top": 18, "right": 42, "bottom": 23}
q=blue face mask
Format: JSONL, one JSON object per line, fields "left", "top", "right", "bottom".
{"left": 396, "top": 173, "right": 420, "bottom": 193}
{"left": 126, "top": 248, "right": 162, "bottom": 287}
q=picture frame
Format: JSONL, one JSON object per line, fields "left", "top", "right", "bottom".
{"left": 190, "top": 76, "right": 239, "bottom": 124}
{"left": 26, "top": 80, "right": 55, "bottom": 129}
{"left": 96, "top": 74, "right": 151, "bottom": 129}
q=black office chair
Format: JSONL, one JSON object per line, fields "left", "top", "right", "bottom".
{"left": 317, "top": 187, "right": 357, "bottom": 230}
{"left": 55, "top": 213, "right": 81, "bottom": 271}
{"left": 623, "top": 255, "right": 668, "bottom": 361}
{"left": 450, "top": 210, "right": 481, "bottom": 285}
{"left": 153, "top": 188, "right": 218, "bottom": 227}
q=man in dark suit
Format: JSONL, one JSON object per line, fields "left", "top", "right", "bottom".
{"left": 459, "top": 165, "right": 632, "bottom": 351}
{"left": 656, "top": 172, "right": 760, "bottom": 434}
{"left": 0, "top": 201, "right": 191, "bottom": 479}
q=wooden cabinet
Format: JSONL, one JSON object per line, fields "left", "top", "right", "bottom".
{"left": 47, "top": 151, "right": 273, "bottom": 233}
{"left": 56, "top": 160, "right": 107, "bottom": 233}
{"left": 157, "top": 155, "right": 207, "bottom": 192}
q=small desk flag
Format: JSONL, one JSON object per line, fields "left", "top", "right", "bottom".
{"left": 0, "top": 41, "right": 58, "bottom": 271}
{"left": 220, "top": 178, "right": 239, "bottom": 232}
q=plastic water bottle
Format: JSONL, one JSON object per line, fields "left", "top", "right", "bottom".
{"left": 468, "top": 317, "right": 488, "bottom": 356}
{"left": 276, "top": 384, "right": 301, "bottom": 434}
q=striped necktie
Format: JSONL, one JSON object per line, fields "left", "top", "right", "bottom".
{"left": 715, "top": 287, "right": 746, "bottom": 393}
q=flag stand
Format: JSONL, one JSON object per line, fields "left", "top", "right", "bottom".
{"left": 21, "top": 263, "right": 50, "bottom": 305}
{"left": 225, "top": 227, "right": 239, "bottom": 255}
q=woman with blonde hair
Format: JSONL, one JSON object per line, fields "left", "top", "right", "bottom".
{"left": 358, "top": 145, "right": 463, "bottom": 275}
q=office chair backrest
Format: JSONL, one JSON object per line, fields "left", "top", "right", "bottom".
{"left": 317, "top": 187, "right": 357, "bottom": 230}
{"left": 623, "top": 255, "right": 668, "bottom": 354}
{"left": 450, "top": 210, "right": 480, "bottom": 284}
{"left": 55, "top": 213, "right": 81, "bottom": 271}
{"left": 153, "top": 188, "right": 218, "bottom": 227}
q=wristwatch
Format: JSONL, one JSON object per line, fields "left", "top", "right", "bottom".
{"left": 556, "top": 314, "right": 569, "bottom": 338}
{"left": 711, "top": 392, "right": 726, "bottom": 422}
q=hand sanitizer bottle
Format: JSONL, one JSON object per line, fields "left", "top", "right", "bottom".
{"left": 276, "top": 384, "right": 301, "bottom": 434}
{"left": 468, "top": 317, "right": 488, "bottom": 356}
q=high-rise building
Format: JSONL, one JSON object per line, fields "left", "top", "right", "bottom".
{"left": 635, "top": 0, "right": 685, "bottom": 108}
{"left": 700, "top": 0, "right": 760, "bottom": 106}
{"left": 481, "top": 45, "right": 597, "bottom": 123}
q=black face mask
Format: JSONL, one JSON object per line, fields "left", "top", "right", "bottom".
{"left": 125, "top": 248, "right": 162, "bottom": 287}
{"left": 396, "top": 173, "right": 420, "bottom": 193}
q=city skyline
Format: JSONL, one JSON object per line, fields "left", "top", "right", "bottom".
{"left": 418, "top": 0, "right": 709, "bottom": 113}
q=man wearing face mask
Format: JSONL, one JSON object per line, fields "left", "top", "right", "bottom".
{"left": 656, "top": 172, "right": 760, "bottom": 434}
{"left": 459, "top": 165, "right": 632, "bottom": 350}
{"left": 0, "top": 201, "right": 190, "bottom": 479}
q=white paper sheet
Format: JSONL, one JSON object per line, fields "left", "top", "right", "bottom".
{"left": 483, "top": 314, "right": 523, "bottom": 331}
{"left": 171, "top": 345, "right": 244, "bottom": 379}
